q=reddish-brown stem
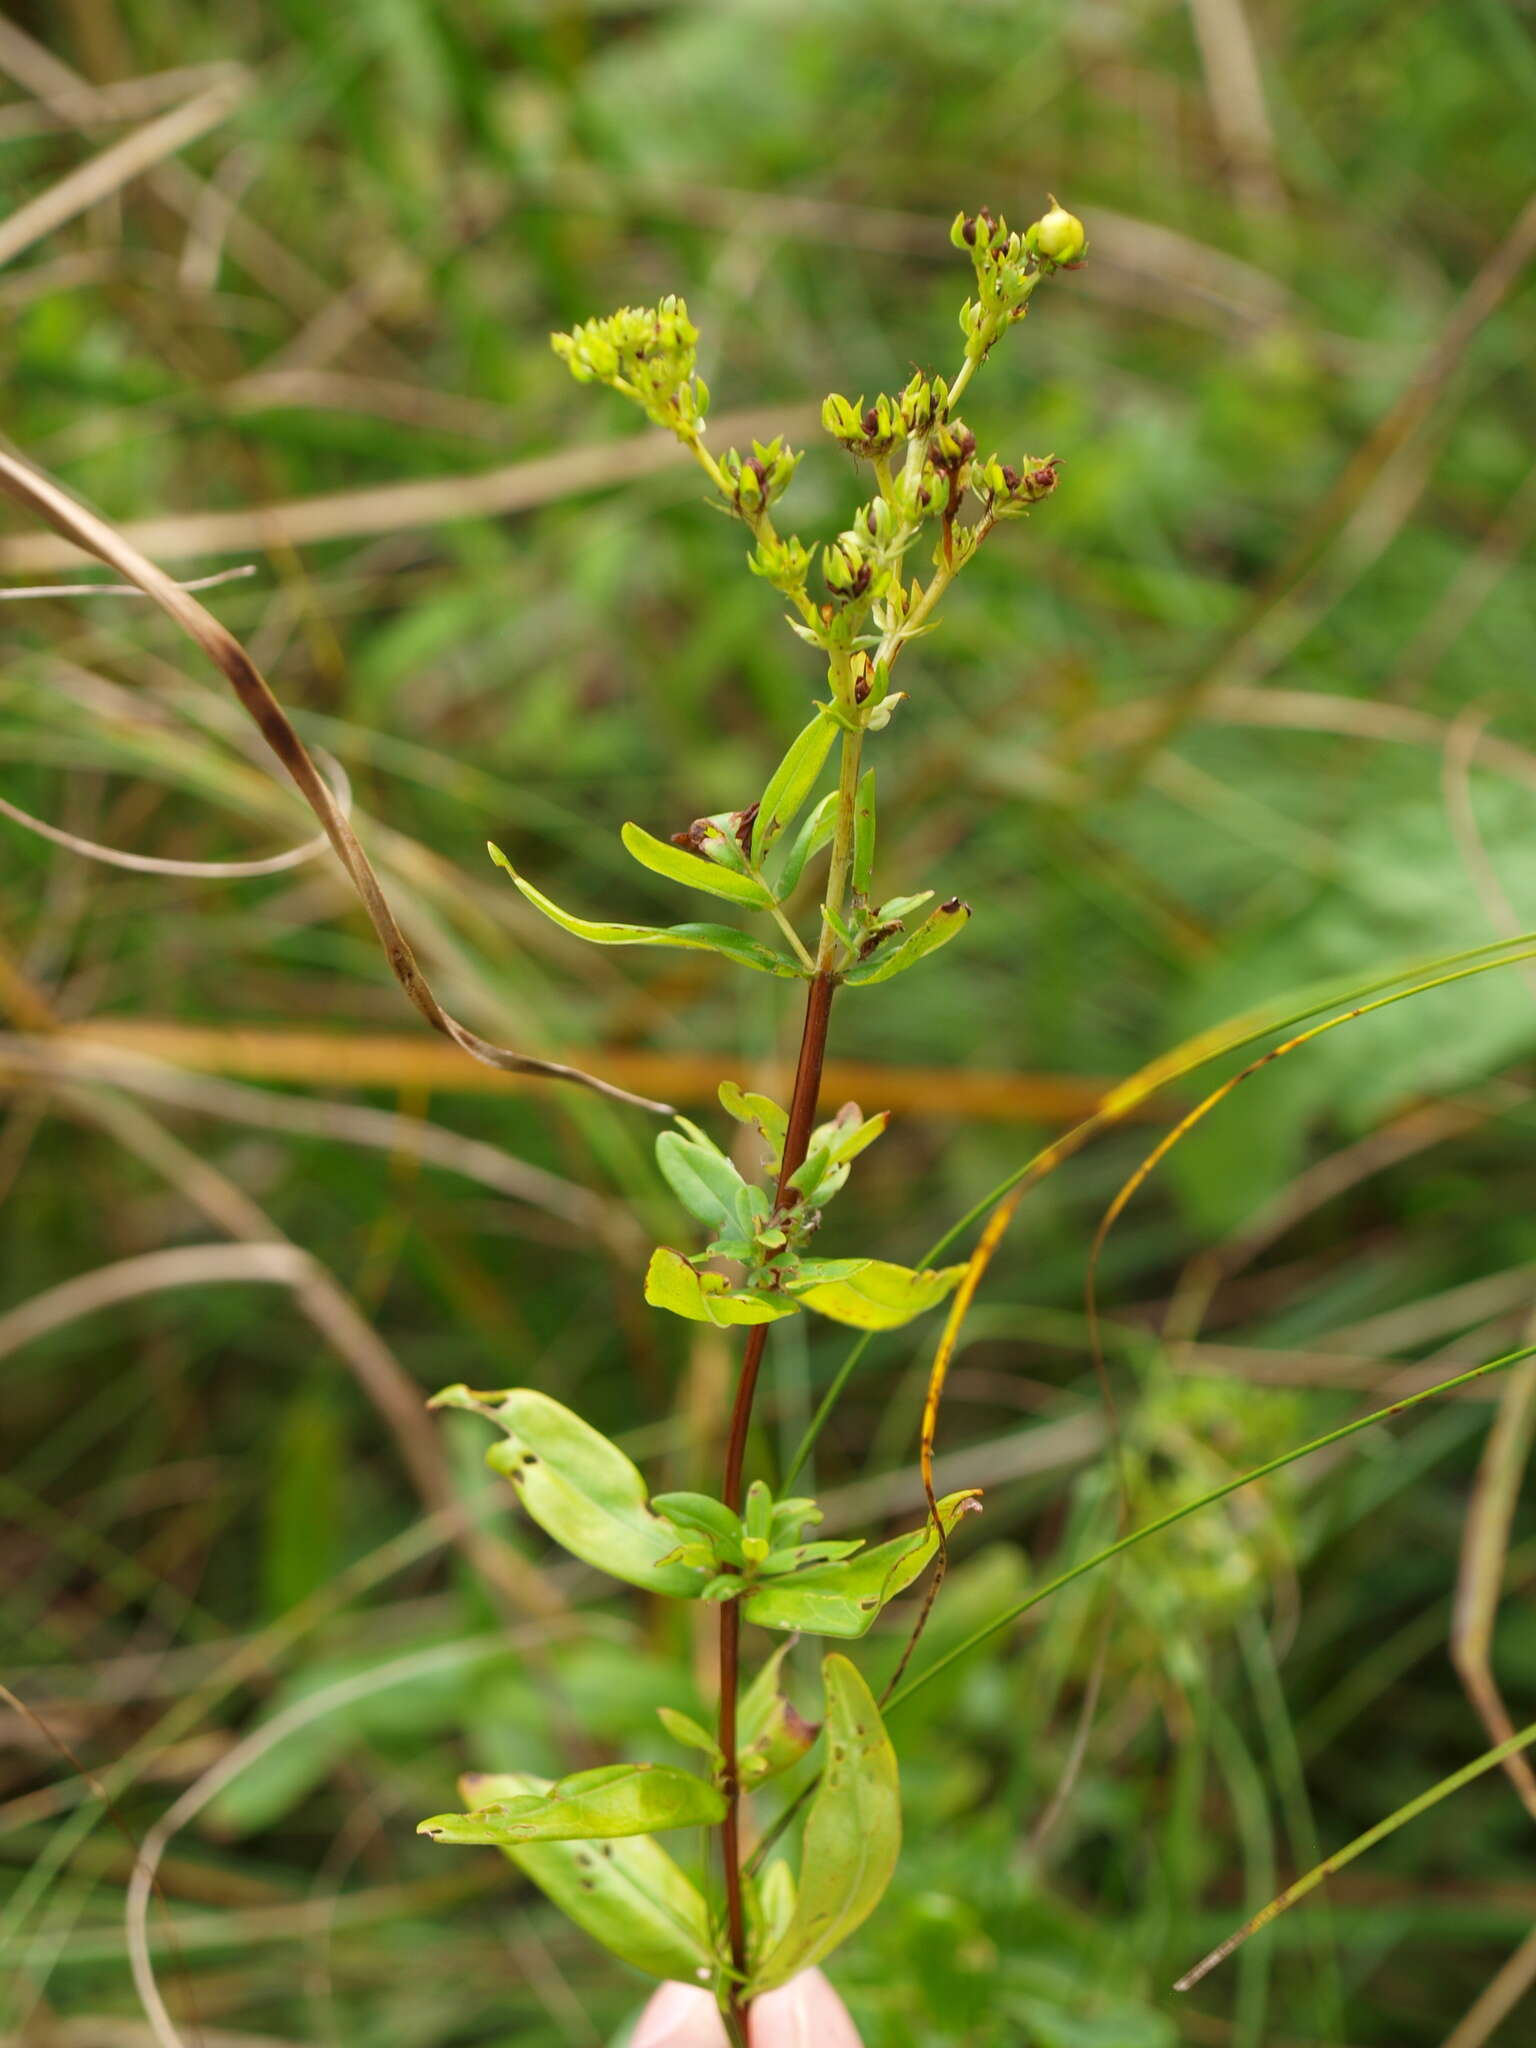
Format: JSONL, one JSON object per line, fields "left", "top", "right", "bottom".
{"left": 717, "top": 966, "right": 837, "bottom": 2036}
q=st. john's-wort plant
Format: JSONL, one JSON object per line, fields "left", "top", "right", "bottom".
{"left": 413, "top": 199, "right": 1088, "bottom": 2043}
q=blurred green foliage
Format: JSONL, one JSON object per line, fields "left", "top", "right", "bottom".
{"left": 4, "top": 2, "right": 1536, "bottom": 2044}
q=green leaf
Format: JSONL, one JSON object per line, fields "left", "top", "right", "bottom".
{"left": 488, "top": 846, "right": 801, "bottom": 978}
{"left": 842, "top": 897, "right": 971, "bottom": 984}
{"left": 429, "top": 1385, "right": 703, "bottom": 1596}
{"left": 738, "top": 1640, "right": 818, "bottom": 1788}
{"left": 792, "top": 1258, "right": 967, "bottom": 1329}
{"left": 621, "top": 820, "right": 774, "bottom": 908}
{"left": 742, "top": 1491, "right": 982, "bottom": 1638}
{"left": 655, "top": 1128, "right": 747, "bottom": 1227}
{"left": 852, "top": 767, "right": 877, "bottom": 898}
{"left": 644, "top": 1247, "right": 800, "bottom": 1327}
{"left": 651, "top": 1491, "right": 741, "bottom": 1544}
{"left": 874, "top": 891, "right": 933, "bottom": 923}
{"left": 452, "top": 1771, "right": 717, "bottom": 1982}
{"left": 754, "top": 1859, "right": 797, "bottom": 1959}
{"left": 752, "top": 710, "right": 838, "bottom": 865}
{"left": 776, "top": 791, "right": 837, "bottom": 899}
{"left": 718, "top": 1081, "right": 788, "bottom": 1170}
{"left": 420, "top": 1762, "right": 725, "bottom": 1846}
{"left": 748, "top": 1655, "right": 900, "bottom": 1991}
{"left": 655, "top": 1707, "right": 724, "bottom": 1767}
{"left": 758, "top": 1539, "right": 865, "bottom": 1574}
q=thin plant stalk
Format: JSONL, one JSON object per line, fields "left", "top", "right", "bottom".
{"left": 716, "top": 729, "right": 861, "bottom": 2031}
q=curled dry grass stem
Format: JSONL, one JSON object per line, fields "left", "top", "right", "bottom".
{"left": 0, "top": 735, "right": 349, "bottom": 880}
{"left": 0, "top": 1124, "right": 562, "bottom": 1627}
{"left": 121, "top": 1629, "right": 588, "bottom": 2048}
{"left": 0, "top": 450, "right": 668, "bottom": 1114}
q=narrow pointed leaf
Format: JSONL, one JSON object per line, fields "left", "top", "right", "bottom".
{"left": 829, "top": 1109, "right": 890, "bottom": 1167}
{"left": 752, "top": 711, "right": 838, "bottom": 865}
{"left": 874, "top": 891, "right": 933, "bottom": 924}
{"left": 792, "top": 1259, "right": 967, "bottom": 1330}
{"left": 742, "top": 1491, "right": 982, "bottom": 1637}
{"left": 852, "top": 767, "right": 877, "bottom": 898}
{"left": 429, "top": 1385, "right": 703, "bottom": 1595}
{"left": 489, "top": 846, "right": 800, "bottom": 977}
{"left": 420, "top": 1762, "right": 724, "bottom": 1846}
{"left": 776, "top": 791, "right": 837, "bottom": 899}
{"left": 621, "top": 821, "right": 774, "bottom": 908}
{"left": 452, "top": 1771, "right": 717, "bottom": 1982}
{"left": 842, "top": 898, "right": 972, "bottom": 984}
{"left": 656, "top": 1708, "right": 724, "bottom": 1767}
{"left": 645, "top": 1247, "right": 799, "bottom": 1327}
{"left": 748, "top": 1656, "right": 900, "bottom": 1991}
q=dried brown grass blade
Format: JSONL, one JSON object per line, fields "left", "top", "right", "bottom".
{"left": 44, "top": 1018, "right": 1150, "bottom": 1125}
{"left": 0, "top": 450, "right": 668, "bottom": 1114}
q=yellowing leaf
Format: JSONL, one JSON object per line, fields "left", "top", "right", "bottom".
{"left": 644, "top": 1247, "right": 799, "bottom": 1327}
{"left": 793, "top": 1259, "right": 967, "bottom": 1329}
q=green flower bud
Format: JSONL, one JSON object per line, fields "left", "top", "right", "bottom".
{"left": 979, "top": 452, "right": 1061, "bottom": 518}
{"left": 930, "top": 418, "right": 976, "bottom": 474}
{"left": 718, "top": 438, "right": 801, "bottom": 518}
{"left": 822, "top": 392, "right": 859, "bottom": 438}
{"left": 822, "top": 391, "right": 900, "bottom": 460}
{"left": 897, "top": 370, "right": 948, "bottom": 436}
{"left": 747, "top": 532, "right": 812, "bottom": 593}
{"left": 859, "top": 496, "right": 901, "bottom": 549}
{"left": 822, "top": 532, "right": 873, "bottom": 602}
{"left": 1026, "top": 197, "right": 1087, "bottom": 267}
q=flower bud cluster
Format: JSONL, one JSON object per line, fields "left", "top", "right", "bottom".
{"left": 748, "top": 531, "right": 813, "bottom": 594}
{"left": 897, "top": 371, "right": 950, "bottom": 437}
{"left": 717, "top": 435, "right": 802, "bottom": 518}
{"left": 949, "top": 200, "right": 1086, "bottom": 360}
{"left": 929, "top": 418, "right": 976, "bottom": 476}
{"left": 550, "top": 296, "right": 708, "bottom": 432}
{"left": 975, "top": 453, "right": 1061, "bottom": 518}
{"left": 821, "top": 391, "right": 902, "bottom": 462}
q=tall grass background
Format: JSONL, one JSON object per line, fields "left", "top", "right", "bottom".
{"left": 3, "top": 4, "right": 1536, "bottom": 2044}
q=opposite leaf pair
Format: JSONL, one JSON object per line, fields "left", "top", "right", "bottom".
{"left": 648, "top": 1086, "right": 967, "bottom": 1332}
{"left": 430, "top": 1383, "right": 981, "bottom": 1638}
{"left": 419, "top": 1654, "right": 900, "bottom": 2001}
